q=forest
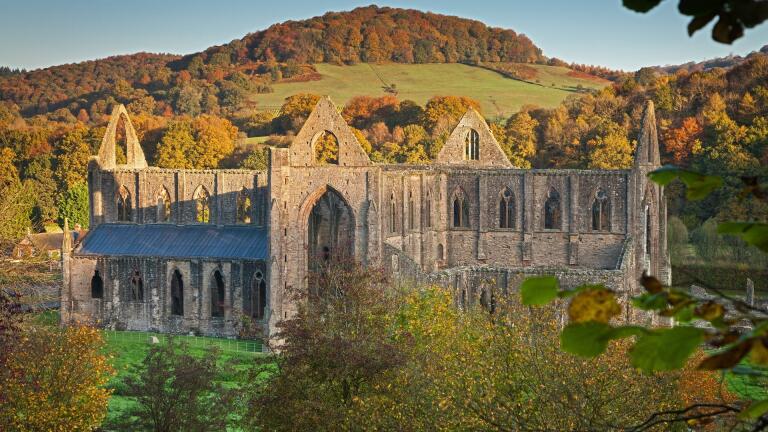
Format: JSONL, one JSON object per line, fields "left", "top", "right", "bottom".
{"left": 2, "top": 49, "right": 767, "bottom": 237}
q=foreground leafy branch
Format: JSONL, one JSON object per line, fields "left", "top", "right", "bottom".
{"left": 521, "top": 165, "right": 768, "bottom": 428}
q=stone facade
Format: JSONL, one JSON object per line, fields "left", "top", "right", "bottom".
{"left": 62, "top": 98, "right": 669, "bottom": 338}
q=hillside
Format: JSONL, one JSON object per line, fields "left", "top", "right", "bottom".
{"left": 250, "top": 63, "right": 608, "bottom": 117}
{"left": 188, "top": 5, "right": 543, "bottom": 66}
{"left": 0, "top": 5, "right": 556, "bottom": 120}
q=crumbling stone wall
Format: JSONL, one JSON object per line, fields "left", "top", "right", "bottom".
{"left": 62, "top": 255, "right": 266, "bottom": 337}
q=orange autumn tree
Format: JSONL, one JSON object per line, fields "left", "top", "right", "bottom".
{"left": 0, "top": 325, "right": 114, "bottom": 432}
{"left": 663, "top": 116, "right": 703, "bottom": 166}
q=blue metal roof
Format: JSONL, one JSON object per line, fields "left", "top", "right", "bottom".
{"left": 77, "top": 224, "right": 268, "bottom": 260}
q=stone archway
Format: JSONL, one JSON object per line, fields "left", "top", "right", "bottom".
{"left": 306, "top": 187, "right": 355, "bottom": 275}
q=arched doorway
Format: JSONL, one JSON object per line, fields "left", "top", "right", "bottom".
{"left": 307, "top": 188, "right": 355, "bottom": 275}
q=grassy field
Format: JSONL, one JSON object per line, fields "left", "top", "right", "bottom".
{"left": 101, "top": 330, "right": 264, "bottom": 427}
{"left": 250, "top": 63, "right": 608, "bottom": 118}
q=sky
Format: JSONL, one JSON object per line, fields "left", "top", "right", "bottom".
{"left": 1, "top": 0, "right": 767, "bottom": 71}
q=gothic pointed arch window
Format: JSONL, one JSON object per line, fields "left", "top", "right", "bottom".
{"left": 425, "top": 191, "right": 432, "bottom": 228}
{"left": 130, "top": 269, "right": 143, "bottom": 301}
{"left": 117, "top": 185, "right": 132, "bottom": 222}
{"left": 451, "top": 190, "right": 470, "bottom": 228}
{"left": 499, "top": 187, "right": 516, "bottom": 229}
{"left": 91, "top": 270, "right": 103, "bottom": 299}
{"left": 211, "top": 270, "right": 225, "bottom": 318}
{"left": 194, "top": 186, "right": 211, "bottom": 224}
{"left": 237, "top": 188, "right": 252, "bottom": 224}
{"left": 390, "top": 192, "right": 398, "bottom": 233}
{"left": 408, "top": 191, "right": 414, "bottom": 230}
{"left": 544, "top": 188, "right": 562, "bottom": 230}
{"left": 170, "top": 269, "right": 184, "bottom": 316}
{"left": 157, "top": 187, "right": 171, "bottom": 222}
{"left": 591, "top": 188, "right": 611, "bottom": 231}
{"left": 314, "top": 130, "right": 339, "bottom": 165}
{"left": 464, "top": 129, "right": 480, "bottom": 161}
{"left": 480, "top": 287, "right": 496, "bottom": 314}
{"left": 247, "top": 271, "right": 268, "bottom": 321}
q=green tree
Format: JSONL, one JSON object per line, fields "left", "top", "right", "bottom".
{"left": 57, "top": 182, "right": 89, "bottom": 229}
{"left": 0, "top": 180, "right": 35, "bottom": 243}
{"left": 245, "top": 261, "right": 401, "bottom": 431}
{"left": 54, "top": 125, "right": 92, "bottom": 190}
{"left": 107, "top": 339, "right": 235, "bottom": 432}
{"left": 240, "top": 148, "right": 269, "bottom": 171}
{"left": 0, "top": 147, "right": 19, "bottom": 188}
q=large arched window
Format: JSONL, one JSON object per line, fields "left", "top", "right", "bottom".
{"left": 171, "top": 269, "right": 184, "bottom": 316}
{"left": 591, "top": 188, "right": 611, "bottom": 231}
{"left": 464, "top": 129, "right": 480, "bottom": 160}
{"left": 237, "top": 188, "right": 252, "bottom": 224}
{"left": 194, "top": 186, "right": 211, "bottom": 224}
{"left": 314, "top": 131, "right": 339, "bottom": 165}
{"left": 499, "top": 187, "right": 516, "bottom": 229}
{"left": 117, "top": 185, "right": 132, "bottom": 222}
{"left": 157, "top": 187, "right": 171, "bottom": 222}
{"left": 544, "top": 188, "right": 562, "bottom": 230}
{"left": 211, "top": 270, "right": 225, "bottom": 318}
{"left": 452, "top": 191, "right": 470, "bottom": 228}
{"left": 390, "top": 193, "right": 397, "bottom": 233}
{"left": 130, "top": 269, "right": 143, "bottom": 301}
{"left": 248, "top": 271, "right": 267, "bottom": 321}
{"left": 91, "top": 270, "right": 103, "bottom": 299}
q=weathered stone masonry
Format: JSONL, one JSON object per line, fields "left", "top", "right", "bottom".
{"left": 62, "top": 98, "right": 668, "bottom": 338}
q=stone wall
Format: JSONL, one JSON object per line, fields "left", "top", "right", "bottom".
{"left": 62, "top": 255, "right": 267, "bottom": 337}
{"left": 88, "top": 167, "right": 268, "bottom": 227}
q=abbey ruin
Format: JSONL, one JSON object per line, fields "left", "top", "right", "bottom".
{"left": 61, "top": 98, "right": 669, "bottom": 337}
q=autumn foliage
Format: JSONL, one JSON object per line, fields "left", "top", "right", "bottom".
{"left": 0, "top": 324, "right": 114, "bottom": 432}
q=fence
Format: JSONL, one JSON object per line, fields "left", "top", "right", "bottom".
{"left": 103, "top": 330, "right": 264, "bottom": 354}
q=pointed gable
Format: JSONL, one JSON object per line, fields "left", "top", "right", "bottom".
{"left": 97, "top": 104, "right": 148, "bottom": 170}
{"left": 435, "top": 108, "right": 512, "bottom": 168}
{"left": 634, "top": 100, "right": 661, "bottom": 167}
{"left": 289, "top": 97, "right": 370, "bottom": 167}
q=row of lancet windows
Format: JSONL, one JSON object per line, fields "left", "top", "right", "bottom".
{"left": 116, "top": 185, "right": 254, "bottom": 224}
{"left": 388, "top": 187, "right": 612, "bottom": 232}
{"left": 89, "top": 268, "right": 268, "bottom": 320}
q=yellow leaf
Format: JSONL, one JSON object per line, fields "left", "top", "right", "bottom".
{"left": 567, "top": 288, "right": 621, "bottom": 323}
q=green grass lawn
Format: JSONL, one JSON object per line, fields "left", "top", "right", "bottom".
{"left": 250, "top": 63, "right": 608, "bottom": 118}
{"left": 102, "top": 330, "right": 266, "bottom": 427}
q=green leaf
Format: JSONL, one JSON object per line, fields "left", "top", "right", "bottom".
{"left": 647, "top": 166, "right": 722, "bottom": 200}
{"left": 717, "top": 222, "right": 768, "bottom": 253}
{"left": 561, "top": 322, "right": 615, "bottom": 357}
{"left": 623, "top": 0, "right": 663, "bottom": 13}
{"left": 520, "top": 276, "right": 559, "bottom": 306}
{"left": 632, "top": 292, "right": 669, "bottom": 311}
{"left": 740, "top": 399, "right": 768, "bottom": 420}
{"left": 673, "top": 304, "right": 695, "bottom": 323}
{"left": 560, "top": 323, "right": 645, "bottom": 357}
{"left": 630, "top": 326, "right": 704, "bottom": 372}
